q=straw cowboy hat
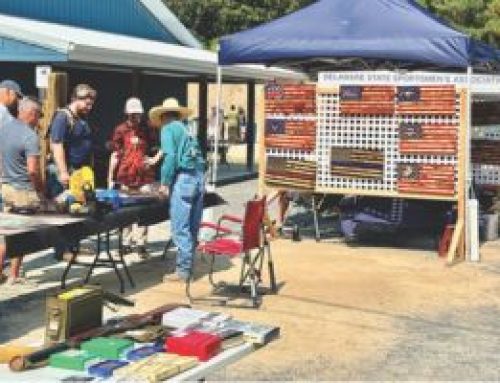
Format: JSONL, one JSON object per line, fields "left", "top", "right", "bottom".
{"left": 148, "top": 98, "right": 192, "bottom": 126}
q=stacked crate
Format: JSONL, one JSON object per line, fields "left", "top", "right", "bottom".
{"left": 471, "top": 102, "right": 500, "bottom": 189}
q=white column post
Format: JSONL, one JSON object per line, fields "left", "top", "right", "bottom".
{"left": 212, "top": 65, "right": 223, "bottom": 186}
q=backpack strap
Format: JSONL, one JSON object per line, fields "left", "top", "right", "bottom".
{"left": 58, "top": 108, "right": 76, "bottom": 132}
{"left": 46, "top": 108, "right": 76, "bottom": 139}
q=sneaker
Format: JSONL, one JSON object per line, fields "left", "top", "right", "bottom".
{"left": 7, "top": 277, "right": 37, "bottom": 287}
{"left": 137, "top": 246, "right": 150, "bottom": 260}
{"left": 0, "top": 273, "right": 7, "bottom": 285}
{"left": 162, "top": 273, "right": 189, "bottom": 283}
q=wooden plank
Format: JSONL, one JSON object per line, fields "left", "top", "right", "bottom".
{"left": 447, "top": 219, "right": 464, "bottom": 264}
{"left": 38, "top": 72, "right": 68, "bottom": 188}
{"left": 316, "top": 86, "right": 340, "bottom": 94}
{"left": 448, "top": 89, "right": 468, "bottom": 264}
{"left": 315, "top": 187, "right": 458, "bottom": 201}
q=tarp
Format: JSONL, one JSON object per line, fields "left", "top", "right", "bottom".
{"left": 219, "top": 0, "right": 498, "bottom": 69}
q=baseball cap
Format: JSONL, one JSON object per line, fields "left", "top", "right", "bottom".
{"left": 0, "top": 80, "right": 24, "bottom": 97}
{"left": 125, "top": 97, "right": 144, "bottom": 114}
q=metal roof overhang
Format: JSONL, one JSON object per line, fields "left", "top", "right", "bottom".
{"left": 0, "top": 14, "right": 306, "bottom": 82}
{"left": 0, "top": 36, "right": 67, "bottom": 62}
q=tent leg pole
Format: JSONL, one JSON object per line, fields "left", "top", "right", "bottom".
{"left": 465, "top": 65, "right": 477, "bottom": 261}
{"left": 212, "top": 65, "right": 222, "bottom": 186}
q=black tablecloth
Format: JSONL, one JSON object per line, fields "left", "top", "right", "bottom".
{"left": 3, "top": 192, "right": 225, "bottom": 258}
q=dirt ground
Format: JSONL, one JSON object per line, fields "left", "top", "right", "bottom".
{"left": 3, "top": 236, "right": 500, "bottom": 380}
{"left": 2, "top": 181, "right": 500, "bottom": 380}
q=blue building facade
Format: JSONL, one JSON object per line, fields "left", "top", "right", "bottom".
{"left": 0, "top": 0, "right": 196, "bottom": 185}
{"left": 0, "top": 0, "right": 180, "bottom": 44}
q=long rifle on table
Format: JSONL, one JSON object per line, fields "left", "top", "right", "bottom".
{"left": 9, "top": 303, "right": 184, "bottom": 372}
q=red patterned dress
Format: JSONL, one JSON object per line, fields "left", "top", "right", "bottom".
{"left": 111, "top": 121, "right": 157, "bottom": 188}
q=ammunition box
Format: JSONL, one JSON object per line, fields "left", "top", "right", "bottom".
{"left": 45, "top": 285, "right": 103, "bottom": 344}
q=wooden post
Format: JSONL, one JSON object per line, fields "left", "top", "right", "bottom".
{"left": 447, "top": 88, "right": 468, "bottom": 264}
{"left": 198, "top": 78, "right": 208, "bottom": 158}
{"left": 38, "top": 72, "right": 68, "bottom": 187}
{"left": 247, "top": 80, "right": 256, "bottom": 172}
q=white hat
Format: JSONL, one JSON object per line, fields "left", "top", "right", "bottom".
{"left": 124, "top": 97, "right": 144, "bottom": 114}
{"left": 148, "top": 98, "right": 192, "bottom": 127}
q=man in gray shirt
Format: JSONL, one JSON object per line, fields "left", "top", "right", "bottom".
{"left": 0, "top": 80, "right": 24, "bottom": 185}
{"left": 0, "top": 97, "right": 44, "bottom": 285}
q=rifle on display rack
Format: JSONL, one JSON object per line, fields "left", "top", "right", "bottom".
{"left": 9, "top": 303, "right": 185, "bottom": 372}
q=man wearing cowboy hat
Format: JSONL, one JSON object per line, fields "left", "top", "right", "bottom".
{"left": 149, "top": 98, "right": 205, "bottom": 282}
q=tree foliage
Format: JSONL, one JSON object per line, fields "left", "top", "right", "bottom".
{"left": 163, "top": 0, "right": 314, "bottom": 48}
{"left": 418, "top": 0, "right": 500, "bottom": 47}
{"left": 164, "top": 0, "right": 499, "bottom": 49}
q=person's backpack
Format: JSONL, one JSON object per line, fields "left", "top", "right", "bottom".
{"left": 177, "top": 126, "right": 205, "bottom": 171}
{"left": 46, "top": 108, "right": 76, "bottom": 139}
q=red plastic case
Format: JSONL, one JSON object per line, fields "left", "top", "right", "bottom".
{"left": 165, "top": 331, "right": 221, "bottom": 361}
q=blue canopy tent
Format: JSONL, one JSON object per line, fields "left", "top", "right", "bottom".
{"left": 216, "top": 0, "right": 500, "bottom": 261}
{"left": 219, "top": 0, "right": 498, "bottom": 71}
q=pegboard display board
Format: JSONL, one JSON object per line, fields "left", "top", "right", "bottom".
{"left": 315, "top": 72, "right": 465, "bottom": 200}
{"left": 264, "top": 83, "right": 317, "bottom": 190}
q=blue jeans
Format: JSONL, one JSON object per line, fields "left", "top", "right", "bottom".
{"left": 170, "top": 170, "right": 205, "bottom": 278}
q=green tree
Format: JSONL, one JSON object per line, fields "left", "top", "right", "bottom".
{"left": 166, "top": 0, "right": 499, "bottom": 49}
{"left": 418, "top": 0, "right": 499, "bottom": 47}
{"left": 164, "top": 0, "right": 314, "bottom": 48}
{"left": 484, "top": 0, "right": 500, "bottom": 46}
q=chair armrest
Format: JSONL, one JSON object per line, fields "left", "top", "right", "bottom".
{"left": 219, "top": 214, "right": 243, "bottom": 224}
{"left": 200, "top": 222, "right": 234, "bottom": 235}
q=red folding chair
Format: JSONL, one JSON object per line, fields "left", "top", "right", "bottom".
{"left": 186, "top": 196, "right": 277, "bottom": 307}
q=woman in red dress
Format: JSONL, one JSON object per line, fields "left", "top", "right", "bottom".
{"left": 108, "top": 97, "right": 162, "bottom": 258}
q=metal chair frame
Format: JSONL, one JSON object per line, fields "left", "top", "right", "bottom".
{"left": 187, "top": 197, "right": 276, "bottom": 307}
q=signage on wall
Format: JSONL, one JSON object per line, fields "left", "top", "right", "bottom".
{"left": 36, "top": 65, "right": 52, "bottom": 89}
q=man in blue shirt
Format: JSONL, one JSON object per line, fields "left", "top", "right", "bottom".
{"left": 0, "top": 97, "right": 44, "bottom": 284}
{"left": 149, "top": 98, "right": 205, "bottom": 282}
{"left": 48, "top": 83, "right": 96, "bottom": 197}
{"left": 48, "top": 84, "right": 96, "bottom": 261}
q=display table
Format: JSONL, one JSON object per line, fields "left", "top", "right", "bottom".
{"left": 0, "top": 343, "right": 254, "bottom": 382}
{"left": 0, "top": 192, "right": 225, "bottom": 292}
